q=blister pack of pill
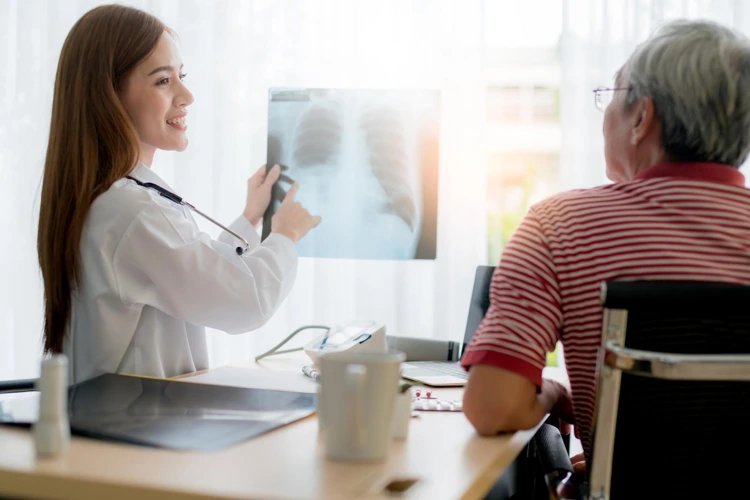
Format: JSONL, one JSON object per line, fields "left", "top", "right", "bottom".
{"left": 412, "top": 398, "right": 463, "bottom": 412}
{"left": 410, "top": 388, "right": 463, "bottom": 412}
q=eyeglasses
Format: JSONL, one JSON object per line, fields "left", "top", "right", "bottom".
{"left": 593, "top": 87, "right": 631, "bottom": 111}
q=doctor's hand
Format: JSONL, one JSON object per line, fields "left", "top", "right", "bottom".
{"left": 271, "top": 182, "right": 321, "bottom": 243}
{"left": 244, "top": 164, "right": 281, "bottom": 229}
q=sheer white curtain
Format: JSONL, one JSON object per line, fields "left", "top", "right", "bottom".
{"left": 0, "top": 0, "right": 486, "bottom": 380}
{"left": 560, "top": 0, "right": 750, "bottom": 191}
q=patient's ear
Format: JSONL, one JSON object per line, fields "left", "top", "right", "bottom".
{"left": 630, "top": 96, "right": 656, "bottom": 146}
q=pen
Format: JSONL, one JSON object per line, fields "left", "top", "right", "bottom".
{"left": 302, "top": 365, "right": 321, "bottom": 382}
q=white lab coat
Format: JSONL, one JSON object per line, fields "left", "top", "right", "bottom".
{"left": 63, "top": 162, "right": 297, "bottom": 383}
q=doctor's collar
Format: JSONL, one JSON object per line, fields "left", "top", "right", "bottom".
{"left": 128, "top": 162, "right": 176, "bottom": 192}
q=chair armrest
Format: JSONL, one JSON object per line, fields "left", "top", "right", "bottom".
{"left": 604, "top": 341, "right": 750, "bottom": 381}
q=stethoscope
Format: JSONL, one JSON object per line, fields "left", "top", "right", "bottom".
{"left": 126, "top": 176, "right": 250, "bottom": 255}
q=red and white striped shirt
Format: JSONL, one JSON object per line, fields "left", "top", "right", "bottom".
{"left": 461, "top": 162, "right": 750, "bottom": 457}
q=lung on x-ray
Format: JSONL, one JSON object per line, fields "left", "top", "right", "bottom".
{"left": 261, "top": 88, "right": 440, "bottom": 260}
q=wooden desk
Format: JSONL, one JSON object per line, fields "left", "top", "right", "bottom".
{"left": 0, "top": 354, "right": 542, "bottom": 500}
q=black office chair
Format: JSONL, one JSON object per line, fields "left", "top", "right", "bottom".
{"left": 0, "top": 379, "right": 36, "bottom": 393}
{"left": 574, "top": 281, "right": 750, "bottom": 500}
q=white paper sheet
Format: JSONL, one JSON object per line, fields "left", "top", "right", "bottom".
{"left": 178, "top": 366, "right": 319, "bottom": 394}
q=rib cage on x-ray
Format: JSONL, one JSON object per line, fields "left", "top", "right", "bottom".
{"left": 291, "top": 101, "right": 418, "bottom": 231}
{"left": 293, "top": 102, "right": 343, "bottom": 171}
{"left": 262, "top": 88, "right": 440, "bottom": 260}
{"left": 360, "top": 106, "right": 417, "bottom": 231}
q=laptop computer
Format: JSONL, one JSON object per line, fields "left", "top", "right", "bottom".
{"left": 400, "top": 265, "right": 495, "bottom": 387}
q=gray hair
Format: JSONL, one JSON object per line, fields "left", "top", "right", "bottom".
{"left": 622, "top": 19, "right": 750, "bottom": 167}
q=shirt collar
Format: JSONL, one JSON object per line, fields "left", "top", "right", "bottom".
{"left": 634, "top": 162, "right": 746, "bottom": 187}
{"left": 127, "top": 162, "right": 176, "bottom": 192}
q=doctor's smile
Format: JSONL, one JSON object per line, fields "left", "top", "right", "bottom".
{"left": 166, "top": 112, "right": 187, "bottom": 130}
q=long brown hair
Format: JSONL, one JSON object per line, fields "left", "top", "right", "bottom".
{"left": 38, "top": 5, "right": 166, "bottom": 353}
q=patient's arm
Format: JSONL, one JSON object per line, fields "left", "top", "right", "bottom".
{"left": 463, "top": 364, "right": 566, "bottom": 436}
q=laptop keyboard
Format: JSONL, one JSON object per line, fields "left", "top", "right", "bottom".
{"left": 404, "top": 361, "right": 469, "bottom": 379}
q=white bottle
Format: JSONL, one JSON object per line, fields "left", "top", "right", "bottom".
{"left": 33, "top": 354, "right": 71, "bottom": 457}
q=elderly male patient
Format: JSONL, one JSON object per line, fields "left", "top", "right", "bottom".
{"left": 461, "top": 19, "right": 750, "bottom": 474}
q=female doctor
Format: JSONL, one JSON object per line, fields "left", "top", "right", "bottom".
{"left": 37, "top": 4, "right": 321, "bottom": 383}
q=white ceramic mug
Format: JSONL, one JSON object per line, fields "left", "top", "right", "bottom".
{"left": 317, "top": 350, "right": 405, "bottom": 462}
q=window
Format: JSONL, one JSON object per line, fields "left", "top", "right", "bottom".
{"left": 483, "top": 0, "right": 563, "bottom": 368}
{"left": 531, "top": 86, "right": 559, "bottom": 123}
{"left": 487, "top": 151, "right": 560, "bottom": 263}
{"left": 486, "top": 86, "right": 523, "bottom": 123}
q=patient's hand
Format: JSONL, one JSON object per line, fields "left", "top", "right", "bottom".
{"left": 551, "top": 382, "right": 574, "bottom": 423}
{"left": 557, "top": 453, "right": 587, "bottom": 498}
{"left": 541, "top": 378, "right": 575, "bottom": 435}
{"left": 571, "top": 453, "right": 586, "bottom": 476}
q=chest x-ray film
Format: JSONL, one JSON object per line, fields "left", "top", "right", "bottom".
{"left": 262, "top": 88, "right": 440, "bottom": 260}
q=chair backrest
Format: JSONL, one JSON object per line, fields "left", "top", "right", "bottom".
{"left": 588, "top": 281, "right": 750, "bottom": 500}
